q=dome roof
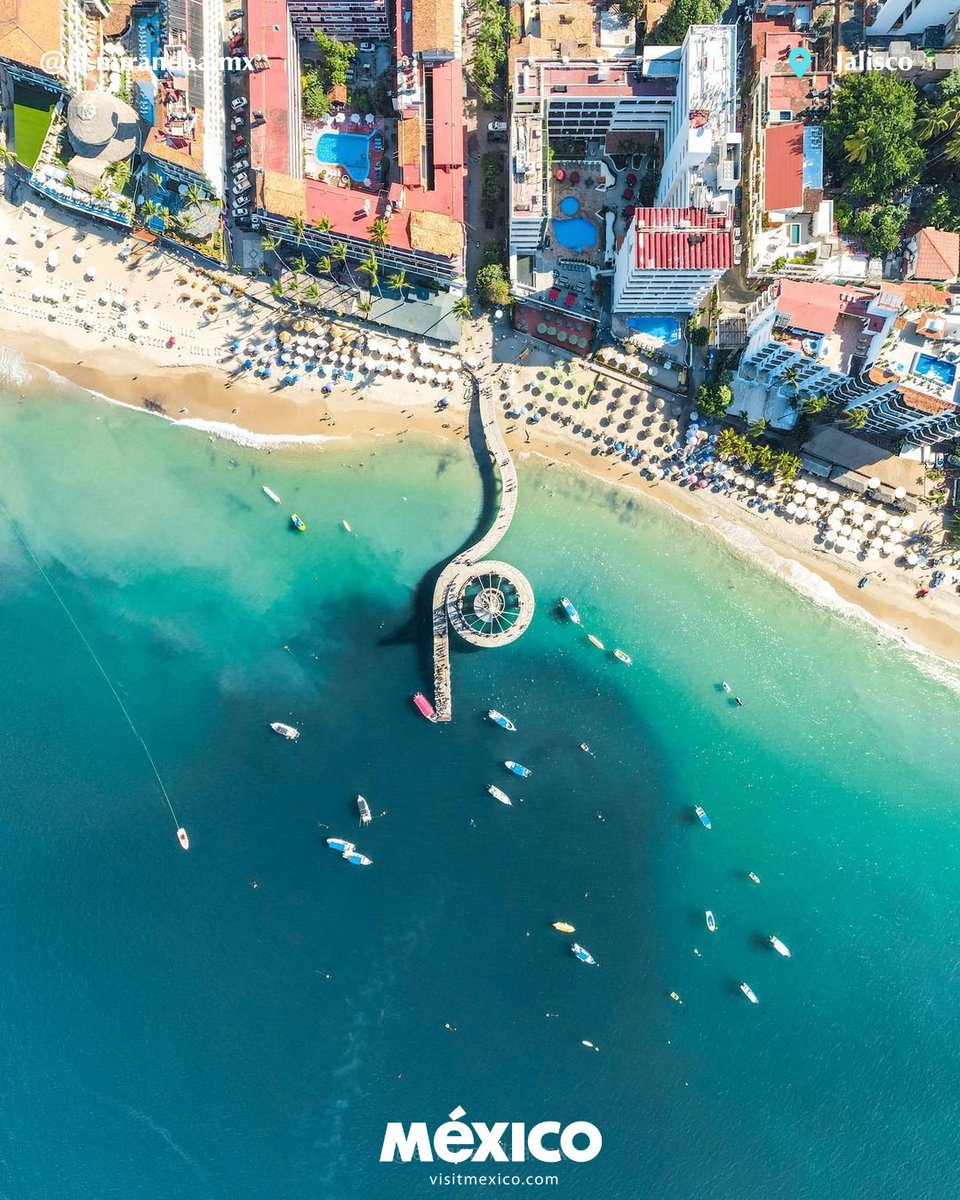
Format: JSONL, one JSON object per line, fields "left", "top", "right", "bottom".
{"left": 66, "top": 91, "right": 139, "bottom": 157}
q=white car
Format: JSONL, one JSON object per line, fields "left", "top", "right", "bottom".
{"left": 232, "top": 172, "right": 251, "bottom": 188}
{"left": 488, "top": 119, "right": 508, "bottom": 133}
{"left": 230, "top": 96, "right": 247, "bottom": 111}
{"left": 230, "top": 159, "right": 249, "bottom": 174}
{"left": 232, "top": 207, "right": 249, "bottom": 218}
{"left": 359, "top": 40, "right": 375, "bottom": 52}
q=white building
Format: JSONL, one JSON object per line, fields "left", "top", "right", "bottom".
{"left": 867, "top": 0, "right": 959, "bottom": 36}
{"left": 613, "top": 207, "right": 733, "bottom": 313}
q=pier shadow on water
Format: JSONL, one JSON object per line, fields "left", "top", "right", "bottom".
{"left": 378, "top": 384, "right": 502, "bottom": 681}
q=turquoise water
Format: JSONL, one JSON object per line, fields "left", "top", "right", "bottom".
{"left": 626, "top": 315, "right": 682, "bottom": 344}
{"left": 558, "top": 195, "right": 580, "bottom": 216}
{"left": 1, "top": 383, "right": 960, "bottom": 1198}
{"left": 551, "top": 216, "right": 598, "bottom": 252}
{"left": 316, "top": 131, "right": 372, "bottom": 182}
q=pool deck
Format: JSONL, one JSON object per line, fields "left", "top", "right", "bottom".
{"left": 303, "top": 118, "right": 385, "bottom": 187}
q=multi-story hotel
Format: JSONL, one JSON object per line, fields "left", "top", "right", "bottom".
{"left": 286, "top": 0, "right": 389, "bottom": 41}
{"left": 612, "top": 207, "right": 733, "bottom": 314}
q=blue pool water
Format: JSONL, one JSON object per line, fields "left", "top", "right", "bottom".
{"left": 626, "top": 315, "right": 682, "bottom": 344}
{"left": 558, "top": 195, "right": 580, "bottom": 216}
{"left": 913, "top": 352, "right": 956, "bottom": 388}
{"left": 315, "top": 131, "right": 373, "bottom": 183}
{"left": 551, "top": 215, "right": 598, "bottom": 252}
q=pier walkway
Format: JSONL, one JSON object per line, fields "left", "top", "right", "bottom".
{"left": 431, "top": 378, "right": 533, "bottom": 721}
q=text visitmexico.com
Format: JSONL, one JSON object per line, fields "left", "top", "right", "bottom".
{"left": 380, "top": 1107, "right": 602, "bottom": 1167}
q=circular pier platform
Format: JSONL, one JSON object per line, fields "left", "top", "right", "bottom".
{"left": 447, "top": 560, "right": 535, "bottom": 647}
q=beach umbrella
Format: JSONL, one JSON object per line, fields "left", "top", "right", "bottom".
{"left": 867, "top": 476, "right": 880, "bottom": 490}
{"left": 795, "top": 509, "right": 809, "bottom": 522}
{"left": 879, "top": 524, "right": 891, "bottom": 538}
{"left": 826, "top": 490, "right": 841, "bottom": 505}
{"left": 894, "top": 486, "right": 907, "bottom": 501}
{"left": 853, "top": 500, "right": 866, "bottom": 514}
{"left": 805, "top": 496, "right": 818, "bottom": 509}
{"left": 901, "top": 517, "right": 916, "bottom": 532}
{"left": 866, "top": 547, "right": 879, "bottom": 559}
{"left": 816, "top": 486, "right": 829, "bottom": 501}
{"left": 882, "top": 541, "right": 898, "bottom": 556}
{"left": 842, "top": 499, "right": 855, "bottom": 512}
{"left": 786, "top": 502, "right": 797, "bottom": 515}
{"left": 906, "top": 553, "right": 919, "bottom": 566}
{"left": 887, "top": 516, "right": 901, "bottom": 529}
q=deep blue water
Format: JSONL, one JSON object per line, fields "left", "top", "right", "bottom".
{"left": 0, "top": 386, "right": 959, "bottom": 1198}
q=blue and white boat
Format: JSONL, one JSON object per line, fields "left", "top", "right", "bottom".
{"left": 571, "top": 943, "right": 597, "bottom": 965}
{"left": 694, "top": 805, "right": 712, "bottom": 830}
{"left": 326, "top": 836, "right": 356, "bottom": 854}
{"left": 505, "top": 761, "right": 531, "bottom": 778}
{"left": 343, "top": 849, "right": 373, "bottom": 866}
{"left": 488, "top": 709, "right": 517, "bottom": 732}
{"left": 559, "top": 596, "right": 581, "bottom": 625}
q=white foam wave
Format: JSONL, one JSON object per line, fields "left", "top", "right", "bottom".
{"left": 708, "top": 516, "right": 960, "bottom": 695}
{"left": 0, "top": 346, "right": 31, "bottom": 388}
{"left": 174, "top": 417, "right": 346, "bottom": 449}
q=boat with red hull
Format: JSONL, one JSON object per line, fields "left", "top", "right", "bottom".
{"left": 412, "top": 692, "right": 439, "bottom": 722}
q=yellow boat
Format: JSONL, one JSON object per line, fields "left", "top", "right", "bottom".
{"left": 552, "top": 921, "right": 576, "bottom": 933}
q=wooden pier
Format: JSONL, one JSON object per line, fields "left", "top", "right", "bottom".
{"left": 431, "top": 380, "right": 532, "bottom": 721}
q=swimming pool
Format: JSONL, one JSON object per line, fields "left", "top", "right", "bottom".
{"left": 626, "top": 315, "right": 682, "bottom": 344}
{"left": 551, "top": 216, "right": 598, "bottom": 252}
{"left": 315, "top": 131, "right": 373, "bottom": 183}
{"left": 558, "top": 195, "right": 580, "bottom": 216}
{"left": 913, "top": 352, "right": 956, "bottom": 388}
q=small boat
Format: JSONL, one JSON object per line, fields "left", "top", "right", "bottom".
{"left": 413, "top": 692, "right": 438, "bottom": 722}
{"left": 735, "top": 696, "right": 745, "bottom": 707}
{"left": 342, "top": 519, "right": 352, "bottom": 533}
{"left": 581, "top": 1039, "right": 598, "bottom": 1051}
{"left": 694, "top": 805, "right": 712, "bottom": 829}
{"left": 290, "top": 513, "right": 307, "bottom": 532}
{"left": 488, "top": 709, "right": 517, "bottom": 732}
{"left": 587, "top": 634, "right": 605, "bottom": 650}
{"left": 560, "top": 596, "right": 581, "bottom": 625}
{"left": 857, "top": 576, "right": 869, "bottom": 589}
{"left": 357, "top": 794, "right": 372, "bottom": 826}
{"left": 343, "top": 849, "right": 373, "bottom": 866}
{"left": 613, "top": 649, "right": 632, "bottom": 665}
{"left": 326, "top": 836, "right": 356, "bottom": 853}
{"left": 262, "top": 485, "right": 281, "bottom": 504}
{"left": 740, "top": 982, "right": 759, "bottom": 1004}
{"left": 505, "top": 760, "right": 531, "bottom": 778}
{"left": 571, "top": 943, "right": 597, "bottom": 965}
{"left": 487, "top": 784, "right": 513, "bottom": 806}
{"left": 270, "top": 721, "right": 300, "bottom": 740}
{"left": 705, "top": 910, "right": 716, "bottom": 932}
{"left": 552, "top": 921, "right": 576, "bottom": 933}
{"left": 579, "top": 742, "right": 593, "bottom": 755}
{"left": 670, "top": 991, "right": 683, "bottom": 1004}
{"left": 722, "top": 682, "right": 732, "bottom": 693}
{"left": 769, "top": 935, "right": 792, "bottom": 958}
{"left": 748, "top": 871, "right": 761, "bottom": 885}
{"left": 177, "top": 827, "right": 190, "bottom": 850}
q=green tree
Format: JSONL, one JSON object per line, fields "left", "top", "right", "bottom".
{"left": 302, "top": 67, "right": 332, "bottom": 120}
{"left": 687, "top": 322, "right": 710, "bottom": 347}
{"left": 453, "top": 296, "right": 473, "bottom": 321}
{"left": 841, "top": 406, "right": 868, "bottom": 431}
{"left": 824, "top": 73, "right": 923, "bottom": 206}
{"left": 695, "top": 382, "right": 733, "bottom": 419}
{"left": 303, "top": 281, "right": 321, "bottom": 303}
{"left": 773, "top": 451, "right": 802, "bottom": 483}
{"left": 476, "top": 261, "right": 512, "bottom": 306}
{"left": 312, "top": 30, "right": 357, "bottom": 90}
{"left": 358, "top": 252, "right": 379, "bottom": 289}
{"left": 290, "top": 253, "right": 308, "bottom": 275}
{"left": 748, "top": 416, "right": 767, "bottom": 439}
{"left": 330, "top": 242, "right": 347, "bottom": 264}
{"left": 260, "top": 235, "right": 279, "bottom": 253}
{"left": 648, "top": 0, "right": 725, "bottom": 44}
{"left": 367, "top": 218, "right": 389, "bottom": 248}
{"left": 290, "top": 214, "right": 306, "bottom": 244}
{"left": 387, "top": 270, "right": 407, "bottom": 293}
{"left": 316, "top": 215, "right": 332, "bottom": 233}
{"left": 318, "top": 255, "right": 333, "bottom": 276}
{"left": 801, "top": 393, "right": 829, "bottom": 415}
{"left": 358, "top": 298, "right": 372, "bottom": 317}
{"left": 109, "top": 159, "right": 132, "bottom": 192}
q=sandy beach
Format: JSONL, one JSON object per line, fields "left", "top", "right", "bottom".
{"left": 1, "top": 190, "right": 958, "bottom": 669}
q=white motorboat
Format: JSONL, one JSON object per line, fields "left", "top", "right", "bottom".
{"left": 270, "top": 721, "right": 299, "bottom": 740}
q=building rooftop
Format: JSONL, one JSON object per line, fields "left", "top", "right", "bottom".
{"left": 0, "top": 0, "right": 61, "bottom": 75}
{"left": 912, "top": 227, "right": 960, "bottom": 282}
{"left": 411, "top": 0, "right": 455, "bottom": 53}
{"left": 774, "top": 279, "right": 871, "bottom": 337}
{"left": 247, "top": 0, "right": 293, "bottom": 176}
{"left": 764, "top": 123, "right": 803, "bottom": 211}
{"left": 632, "top": 208, "right": 733, "bottom": 271}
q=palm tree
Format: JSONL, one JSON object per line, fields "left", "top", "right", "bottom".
{"left": 801, "top": 393, "right": 828, "bottom": 415}
{"left": 290, "top": 213, "right": 306, "bottom": 244}
{"left": 260, "top": 235, "right": 279, "bottom": 253}
{"left": 270, "top": 279, "right": 286, "bottom": 301}
{"left": 841, "top": 406, "right": 868, "bottom": 431}
{"left": 317, "top": 255, "right": 332, "bottom": 276}
{"left": 774, "top": 451, "right": 802, "bottom": 483}
{"left": 782, "top": 365, "right": 801, "bottom": 389}
{"left": 290, "top": 253, "right": 308, "bottom": 275}
{"left": 367, "top": 218, "right": 389, "bottom": 248}
{"left": 453, "top": 296, "right": 472, "bottom": 321}
{"left": 149, "top": 170, "right": 163, "bottom": 189}
{"left": 316, "top": 215, "right": 332, "bottom": 232}
{"left": 110, "top": 159, "right": 132, "bottom": 192}
{"left": 358, "top": 252, "right": 379, "bottom": 289}
{"left": 142, "top": 198, "right": 165, "bottom": 223}
{"left": 303, "top": 281, "right": 321, "bottom": 303}
{"left": 387, "top": 270, "right": 407, "bottom": 294}
{"left": 184, "top": 182, "right": 204, "bottom": 209}
{"left": 843, "top": 126, "right": 871, "bottom": 165}
{"left": 358, "top": 298, "right": 373, "bottom": 317}
{"left": 747, "top": 416, "right": 767, "bottom": 439}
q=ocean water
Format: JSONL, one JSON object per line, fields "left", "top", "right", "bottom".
{"left": 0, "top": 384, "right": 959, "bottom": 1199}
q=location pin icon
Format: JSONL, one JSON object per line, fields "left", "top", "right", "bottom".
{"left": 787, "top": 47, "right": 812, "bottom": 80}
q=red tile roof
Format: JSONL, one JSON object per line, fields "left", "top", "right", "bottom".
{"left": 248, "top": 0, "right": 293, "bottom": 175}
{"left": 775, "top": 279, "right": 871, "bottom": 336}
{"left": 632, "top": 208, "right": 733, "bottom": 272}
{"left": 764, "top": 123, "right": 803, "bottom": 211}
{"left": 913, "top": 227, "right": 960, "bottom": 282}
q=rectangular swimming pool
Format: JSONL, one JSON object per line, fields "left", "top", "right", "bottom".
{"left": 913, "top": 352, "right": 957, "bottom": 389}
{"left": 626, "top": 315, "right": 682, "bottom": 345}
{"left": 315, "top": 132, "right": 373, "bottom": 183}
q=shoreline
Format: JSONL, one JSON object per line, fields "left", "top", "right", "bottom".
{"left": 4, "top": 329, "right": 960, "bottom": 674}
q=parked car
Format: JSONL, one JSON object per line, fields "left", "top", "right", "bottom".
{"left": 230, "top": 115, "right": 244, "bottom": 129}
{"left": 488, "top": 119, "right": 508, "bottom": 133}
{"left": 345, "top": 69, "right": 355, "bottom": 83}
{"left": 232, "top": 207, "right": 249, "bottom": 218}
{"left": 228, "top": 7, "right": 244, "bottom": 17}
{"left": 232, "top": 133, "right": 245, "bottom": 146}
{"left": 359, "top": 41, "right": 375, "bottom": 52}
{"left": 231, "top": 159, "right": 250, "bottom": 174}
{"left": 232, "top": 172, "right": 251, "bottom": 188}
{"left": 230, "top": 96, "right": 247, "bottom": 111}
